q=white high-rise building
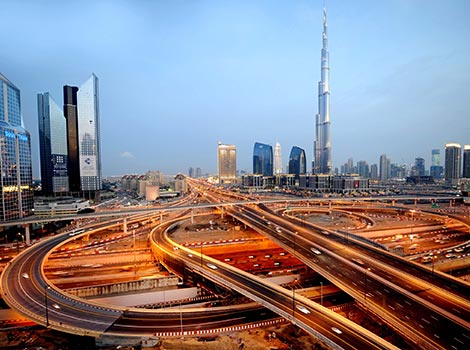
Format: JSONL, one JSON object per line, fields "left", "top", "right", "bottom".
{"left": 274, "top": 142, "right": 283, "bottom": 174}
{"left": 314, "top": 5, "right": 332, "bottom": 174}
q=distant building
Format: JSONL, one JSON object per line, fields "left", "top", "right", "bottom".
{"left": 357, "top": 161, "right": 369, "bottom": 178}
{"left": 38, "top": 92, "right": 69, "bottom": 195}
{"left": 445, "top": 143, "right": 461, "bottom": 184}
{"left": 390, "top": 163, "right": 406, "bottom": 179}
{"left": 217, "top": 142, "right": 237, "bottom": 184}
{"left": 288, "top": 146, "right": 306, "bottom": 180}
{"left": 273, "top": 142, "right": 283, "bottom": 175}
{"left": 174, "top": 174, "right": 187, "bottom": 193}
{"left": 370, "top": 164, "right": 378, "bottom": 180}
{"left": 63, "top": 74, "right": 102, "bottom": 199}
{"left": 430, "top": 148, "right": 444, "bottom": 180}
{"left": 253, "top": 142, "right": 273, "bottom": 176}
{"left": 379, "top": 154, "right": 390, "bottom": 181}
{"left": 0, "top": 73, "right": 34, "bottom": 221}
{"left": 463, "top": 145, "right": 470, "bottom": 178}
{"left": 412, "top": 157, "right": 425, "bottom": 177}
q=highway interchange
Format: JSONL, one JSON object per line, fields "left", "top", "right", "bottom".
{"left": 1, "top": 181, "right": 470, "bottom": 349}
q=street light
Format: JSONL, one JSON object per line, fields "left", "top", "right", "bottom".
{"left": 180, "top": 302, "right": 184, "bottom": 339}
{"left": 292, "top": 279, "right": 297, "bottom": 322}
{"left": 364, "top": 268, "right": 371, "bottom": 303}
{"left": 44, "top": 285, "right": 51, "bottom": 327}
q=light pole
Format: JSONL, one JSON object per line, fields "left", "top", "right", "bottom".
{"left": 180, "top": 302, "right": 184, "bottom": 339}
{"left": 133, "top": 230, "right": 137, "bottom": 279}
{"left": 292, "top": 279, "right": 297, "bottom": 322}
{"left": 364, "top": 268, "right": 371, "bottom": 303}
{"left": 44, "top": 285, "right": 50, "bottom": 327}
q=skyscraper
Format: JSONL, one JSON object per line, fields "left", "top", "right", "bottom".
{"left": 273, "top": 142, "right": 283, "bottom": 175}
{"left": 77, "top": 74, "right": 102, "bottom": 193}
{"left": 0, "top": 73, "right": 33, "bottom": 221}
{"left": 314, "top": 6, "right": 331, "bottom": 174}
{"left": 445, "top": 143, "right": 461, "bottom": 184}
{"left": 217, "top": 142, "right": 236, "bottom": 184}
{"left": 288, "top": 146, "right": 306, "bottom": 178}
{"left": 430, "top": 149, "right": 443, "bottom": 179}
{"left": 463, "top": 145, "right": 470, "bottom": 178}
{"left": 379, "top": 154, "right": 390, "bottom": 181}
{"left": 63, "top": 85, "right": 80, "bottom": 192}
{"left": 63, "top": 74, "right": 102, "bottom": 198}
{"left": 38, "top": 92, "right": 69, "bottom": 195}
{"left": 253, "top": 142, "right": 273, "bottom": 176}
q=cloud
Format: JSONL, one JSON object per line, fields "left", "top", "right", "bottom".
{"left": 120, "top": 151, "right": 135, "bottom": 158}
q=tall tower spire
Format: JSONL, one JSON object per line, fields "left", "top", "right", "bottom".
{"left": 314, "top": 2, "right": 332, "bottom": 174}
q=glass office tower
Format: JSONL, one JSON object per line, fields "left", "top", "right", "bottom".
{"left": 253, "top": 142, "right": 273, "bottom": 176}
{"left": 288, "top": 146, "right": 306, "bottom": 178}
{"left": 63, "top": 74, "right": 102, "bottom": 198}
{"left": 0, "top": 73, "right": 33, "bottom": 221}
{"left": 77, "top": 74, "right": 102, "bottom": 192}
{"left": 38, "top": 93, "right": 69, "bottom": 195}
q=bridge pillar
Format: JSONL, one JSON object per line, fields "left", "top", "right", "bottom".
{"left": 24, "top": 225, "right": 30, "bottom": 245}
{"left": 123, "top": 217, "right": 128, "bottom": 234}
{"left": 160, "top": 213, "right": 163, "bottom": 222}
{"left": 191, "top": 209, "right": 194, "bottom": 224}
{"left": 220, "top": 207, "right": 224, "bottom": 219}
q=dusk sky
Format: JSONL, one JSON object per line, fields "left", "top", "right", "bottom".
{"left": 1, "top": 0, "right": 469, "bottom": 177}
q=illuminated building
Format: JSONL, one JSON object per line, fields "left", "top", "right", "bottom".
{"left": 38, "top": 92, "right": 69, "bottom": 195}
{"left": 0, "top": 73, "right": 33, "bottom": 221}
{"left": 217, "top": 142, "right": 237, "bottom": 184}
{"left": 253, "top": 142, "right": 273, "bottom": 176}
{"left": 314, "top": 5, "right": 332, "bottom": 174}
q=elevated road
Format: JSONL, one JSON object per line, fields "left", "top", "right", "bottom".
{"left": 228, "top": 203, "right": 470, "bottom": 350}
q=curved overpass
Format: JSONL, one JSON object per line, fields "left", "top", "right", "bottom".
{"left": 0, "top": 218, "right": 286, "bottom": 338}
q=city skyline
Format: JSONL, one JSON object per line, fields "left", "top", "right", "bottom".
{"left": 1, "top": 0, "right": 469, "bottom": 176}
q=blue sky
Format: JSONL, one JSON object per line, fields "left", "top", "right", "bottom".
{"left": 1, "top": 0, "right": 469, "bottom": 176}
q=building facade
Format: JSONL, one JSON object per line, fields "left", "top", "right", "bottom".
{"left": 314, "top": 6, "right": 332, "bottom": 174}
{"left": 273, "top": 142, "right": 283, "bottom": 175}
{"left": 253, "top": 142, "right": 273, "bottom": 176}
{"left": 38, "top": 93, "right": 69, "bottom": 195}
{"left": 430, "top": 149, "right": 443, "bottom": 179}
{"left": 63, "top": 74, "right": 102, "bottom": 198}
{"left": 217, "top": 143, "right": 237, "bottom": 184}
{"left": 0, "top": 73, "right": 33, "bottom": 221}
{"left": 463, "top": 145, "right": 470, "bottom": 179}
{"left": 288, "top": 146, "right": 306, "bottom": 179}
{"left": 379, "top": 154, "right": 390, "bottom": 181}
{"left": 445, "top": 143, "right": 461, "bottom": 184}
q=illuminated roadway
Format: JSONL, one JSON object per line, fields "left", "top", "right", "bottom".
{"left": 224, "top": 201, "right": 470, "bottom": 350}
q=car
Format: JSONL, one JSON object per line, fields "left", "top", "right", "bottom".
{"left": 331, "top": 327, "right": 342, "bottom": 334}
{"left": 224, "top": 258, "right": 232, "bottom": 262}
{"left": 21, "top": 272, "right": 29, "bottom": 279}
{"left": 248, "top": 255, "right": 255, "bottom": 259}
{"left": 206, "top": 263, "right": 218, "bottom": 270}
{"left": 52, "top": 303, "right": 61, "bottom": 309}
{"left": 187, "top": 253, "right": 193, "bottom": 258}
{"left": 275, "top": 227, "right": 282, "bottom": 233}
{"left": 265, "top": 254, "right": 271, "bottom": 258}
{"left": 295, "top": 305, "right": 311, "bottom": 314}
{"left": 311, "top": 248, "right": 322, "bottom": 255}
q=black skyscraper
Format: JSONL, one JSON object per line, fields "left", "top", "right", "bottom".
{"left": 63, "top": 85, "right": 80, "bottom": 192}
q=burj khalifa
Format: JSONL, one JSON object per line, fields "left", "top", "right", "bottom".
{"left": 314, "top": 6, "right": 332, "bottom": 174}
